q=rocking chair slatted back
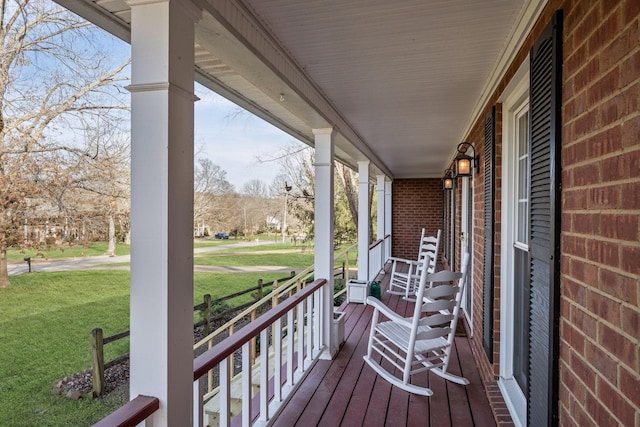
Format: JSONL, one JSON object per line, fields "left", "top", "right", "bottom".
{"left": 363, "top": 252, "right": 471, "bottom": 396}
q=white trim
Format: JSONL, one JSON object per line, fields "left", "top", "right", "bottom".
{"left": 357, "top": 161, "right": 371, "bottom": 281}
{"left": 498, "top": 378, "right": 527, "bottom": 427}
{"left": 460, "top": 177, "right": 473, "bottom": 331}
{"left": 499, "top": 59, "right": 529, "bottom": 427}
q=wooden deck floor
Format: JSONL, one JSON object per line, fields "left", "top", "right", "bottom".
{"left": 270, "top": 269, "right": 497, "bottom": 427}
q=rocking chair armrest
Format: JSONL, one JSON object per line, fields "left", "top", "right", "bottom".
{"left": 388, "top": 256, "right": 420, "bottom": 266}
{"left": 366, "top": 297, "right": 411, "bottom": 326}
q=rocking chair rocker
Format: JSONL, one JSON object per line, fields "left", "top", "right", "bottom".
{"left": 363, "top": 252, "right": 470, "bottom": 396}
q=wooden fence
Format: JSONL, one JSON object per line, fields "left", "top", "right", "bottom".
{"left": 90, "top": 263, "right": 349, "bottom": 397}
{"left": 89, "top": 272, "right": 297, "bottom": 397}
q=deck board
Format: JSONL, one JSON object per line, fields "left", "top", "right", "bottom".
{"left": 270, "top": 266, "right": 498, "bottom": 427}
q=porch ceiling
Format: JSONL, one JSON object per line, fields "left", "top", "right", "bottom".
{"left": 55, "top": 0, "right": 542, "bottom": 179}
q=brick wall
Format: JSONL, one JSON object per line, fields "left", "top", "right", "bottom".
{"left": 449, "top": 1, "right": 639, "bottom": 425}
{"left": 391, "top": 179, "right": 443, "bottom": 259}
{"left": 558, "top": 1, "right": 639, "bottom": 426}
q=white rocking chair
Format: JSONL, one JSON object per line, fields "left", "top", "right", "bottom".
{"left": 387, "top": 229, "right": 441, "bottom": 299}
{"left": 363, "top": 252, "right": 470, "bottom": 396}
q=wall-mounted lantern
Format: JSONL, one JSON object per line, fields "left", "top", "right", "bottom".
{"left": 454, "top": 142, "right": 479, "bottom": 177}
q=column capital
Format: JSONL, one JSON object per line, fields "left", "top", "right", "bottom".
{"left": 312, "top": 127, "right": 334, "bottom": 137}
{"left": 127, "top": 0, "right": 202, "bottom": 23}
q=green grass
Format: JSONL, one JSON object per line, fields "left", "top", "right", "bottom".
{"left": 0, "top": 269, "right": 296, "bottom": 426}
{"left": 0, "top": 241, "right": 354, "bottom": 425}
{"left": 0, "top": 271, "right": 131, "bottom": 426}
{"left": 194, "top": 252, "right": 315, "bottom": 268}
{"left": 6, "top": 242, "right": 131, "bottom": 261}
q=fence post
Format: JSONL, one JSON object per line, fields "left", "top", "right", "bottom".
{"left": 91, "top": 328, "right": 105, "bottom": 397}
{"left": 258, "top": 279, "right": 263, "bottom": 299}
{"left": 342, "top": 261, "right": 346, "bottom": 280}
{"left": 345, "top": 251, "right": 350, "bottom": 281}
{"left": 204, "top": 294, "right": 212, "bottom": 336}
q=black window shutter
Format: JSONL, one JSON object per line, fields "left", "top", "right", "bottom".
{"left": 528, "top": 10, "right": 562, "bottom": 427}
{"left": 482, "top": 106, "right": 495, "bottom": 363}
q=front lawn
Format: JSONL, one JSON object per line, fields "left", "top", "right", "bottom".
{"left": 0, "top": 269, "right": 290, "bottom": 426}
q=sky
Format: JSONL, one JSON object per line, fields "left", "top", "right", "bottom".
{"left": 84, "top": 18, "right": 305, "bottom": 193}
{"left": 193, "top": 87, "right": 302, "bottom": 191}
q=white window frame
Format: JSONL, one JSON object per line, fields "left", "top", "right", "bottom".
{"left": 498, "top": 61, "right": 529, "bottom": 427}
{"left": 460, "top": 176, "right": 473, "bottom": 330}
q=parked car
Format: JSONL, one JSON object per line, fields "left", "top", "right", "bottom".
{"left": 214, "top": 232, "right": 229, "bottom": 240}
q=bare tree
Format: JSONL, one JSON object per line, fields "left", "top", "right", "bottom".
{"left": 194, "top": 158, "right": 234, "bottom": 236}
{"left": 0, "top": 0, "right": 129, "bottom": 287}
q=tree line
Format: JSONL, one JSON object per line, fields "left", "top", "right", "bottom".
{"left": 0, "top": 0, "right": 370, "bottom": 288}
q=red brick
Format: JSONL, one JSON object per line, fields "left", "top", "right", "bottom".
{"left": 622, "top": 115, "right": 640, "bottom": 149}
{"left": 620, "top": 182, "right": 640, "bottom": 209}
{"left": 596, "top": 375, "right": 636, "bottom": 427}
{"left": 598, "top": 322, "right": 637, "bottom": 369}
{"left": 563, "top": 189, "right": 587, "bottom": 210}
{"left": 563, "top": 234, "right": 587, "bottom": 258}
{"left": 601, "top": 14, "right": 640, "bottom": 67}
{"left": 560, "top": 359, "right": 587, "bottom": 403}
{"left": 563, "top": 320, "right": 587, "bottom": 353}
{"left": 623, "top": 0, "right": 640, "bottom": 26}
{"left": 564, "top": 278, "right": 588, "bottom": 307}
{"left": 598, "top": 269, "right": 639, "bottom": 304}
{"left": 587, "top": 290, "right": 621, "bottom": 327}
{"left": 565, "top": 41, "right": 589, "bottom": 78}
{"left": 590, "top": 126, "right": 622, "bottom": 158}
{"left": 570, "top": 306, "right": 598, "bottom": 344}
{"left": 585, "top": 340, "right": 618, "bottom": 383}
{"left": 573, "top": 163, "right": 600, "bottom": 186}
{"left": 570, "top": 348, "right": 597, "bottom": 389}
{"left": 620, "top": 365, "right": 640, "bottom": 408}
{"left": 585, "top": 392, "right": 618, "bottom": 427}
{"left": 574, "top": 57, "right": 600, "bottom": 93}
{"left": 588, "top": 68, "right": 620, "bottom": 108}
{"left": 574, "top": 2, "right": 601, "bottom": 45}
{"left": 600, "top": 213, "right": 639, "bottom": 241}
{"left": 573, "top": 110, "right": 600, "bottom": 139}
{"left": 563, "top": 139, "right": 589, "bottom": 166}
{"left": 621, "top": 306, "right": 639, "bottom": 338}
{"left": 573, "top": 213, "right": 600, "bottom": 234}
{"left": 571, "top": 258, "right": 599, "bottom": 286}
{"left": 620, "top": 49, "right": 640, "bottom": 88}
{"left": 621, "top": 244, "right": 640, "bottom": 275}
{"left": 587, "top": 185, "right": 620, "bottom": 209}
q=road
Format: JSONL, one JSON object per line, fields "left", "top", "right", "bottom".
{"left": 6, "top": 240, "right": 299, "bottom": 276}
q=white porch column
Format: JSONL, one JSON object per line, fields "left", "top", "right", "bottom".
{"left": 376, "top": 174, "right": 386, "bottom": 240}
{"left": 127, "top": 0, "right": 201, "bottom": 425}
{"left": 385, "top": 179, "right": 392, "bottom": 256}
{"left": 357, "top": 161, "right": 370, "bottom": 281}
{"left": 313, "top": 128, "right": 335, "bottom": 359}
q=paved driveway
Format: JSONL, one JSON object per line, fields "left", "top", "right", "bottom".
{"left": 7, "top": 240, "right": 287, "bottom": 276}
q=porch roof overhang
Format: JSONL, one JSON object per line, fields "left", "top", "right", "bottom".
{"left": 54, "top": 0, "right": 545, "bottom": 179}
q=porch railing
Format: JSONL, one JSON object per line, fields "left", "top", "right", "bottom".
{"left": 193, "top": 278, "right": 327, "bottom": 427}
{"left": 192, "top": 244, "right": 356, "bottom": 390}
{"left": 91, "top": 394, "right": 159, "bottom": 427}
{"left": 368, "top": 234, "right": 391, "bottom": 281}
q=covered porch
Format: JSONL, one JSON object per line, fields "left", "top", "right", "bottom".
{"left": 269, "top": 271, "right": 498, "bottom": 427}
{"left": 46, "top": 0, "right": 640, "bottom": 425}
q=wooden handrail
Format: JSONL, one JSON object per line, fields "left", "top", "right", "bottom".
{"left": 193, "top": 278, "right": 327, "bottom": 380}
{"left": 92, "top": 395, "right": 159, "bottom": 427}
{"left": 369, "top": 238, "right": 384, "bottom": 250}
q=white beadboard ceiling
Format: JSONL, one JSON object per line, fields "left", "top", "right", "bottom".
{"left": 56, "top": 0, "right": 541, "bottom": 179}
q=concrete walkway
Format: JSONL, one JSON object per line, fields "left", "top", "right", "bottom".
{"left": 7, "top": 240, "right": 292, "bottom": 276}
